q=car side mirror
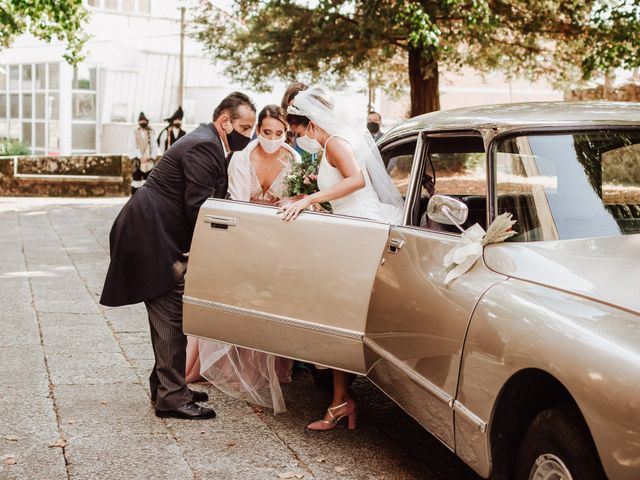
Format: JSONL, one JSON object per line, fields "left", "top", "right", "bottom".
{"left": 427, "top": 194, "right": 468, "bottom": 228}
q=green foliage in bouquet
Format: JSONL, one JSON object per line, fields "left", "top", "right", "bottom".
{"left": 284, "top": 152, "right": 332, "bottom": 212}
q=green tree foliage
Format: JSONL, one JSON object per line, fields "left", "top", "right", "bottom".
{"left": 193, "top": 0, "right": 640, "bottom": 117}
{"left": 0, "top": 0, "right": 88, "bottom": 65}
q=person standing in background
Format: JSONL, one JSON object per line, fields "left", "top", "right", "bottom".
{"left": 128, "top": 112, "right": 157, "bottom": 195}
{"left": 367, "top": 111, "right": 384, "bottom": 142}
{"left": 157, "top": 106, "right": 187, "bottom": 154}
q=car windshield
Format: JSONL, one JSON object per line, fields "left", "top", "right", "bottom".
{"left": 495, "top": 129, "right": 640, "bottom": 241}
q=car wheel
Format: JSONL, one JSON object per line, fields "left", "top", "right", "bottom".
{"left": 514, "top": 407, "right": 606, "bottom": 480}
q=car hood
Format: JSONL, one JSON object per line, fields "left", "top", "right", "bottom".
{"left": 483, "top": 235, "right": 640, "bottom": 315}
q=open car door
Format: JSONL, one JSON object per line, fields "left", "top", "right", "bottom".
{"left": 183, "top": 199, "right": 391, "bottom": 374}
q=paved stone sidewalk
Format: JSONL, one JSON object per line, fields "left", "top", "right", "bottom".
{"left": 0, "top": 198, "right": 479, "bottom": 480}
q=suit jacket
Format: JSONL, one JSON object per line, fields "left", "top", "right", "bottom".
{"left": 100, "top": 123, "right": 227, "bottom": 307}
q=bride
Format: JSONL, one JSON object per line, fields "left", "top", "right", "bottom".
{"left": 280, "top": 86, "right": 404, "bottom": 430}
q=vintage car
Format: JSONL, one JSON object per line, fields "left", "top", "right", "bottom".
{"left": 184, "top": 102, "right": 640, "bottom": 480}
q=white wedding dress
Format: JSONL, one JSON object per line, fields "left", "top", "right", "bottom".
{"left": 318, "top": 135, "right": 403, "bottom": 223}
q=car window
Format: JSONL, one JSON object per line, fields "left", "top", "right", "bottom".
{"left": 495, "top": 130, "right": 640, "bottom": 241}
{"left": 415, "top": 136, "right": 487, "bottom": 232}
{"left": 382, "top": 137, "right": 417, "bottom": 197}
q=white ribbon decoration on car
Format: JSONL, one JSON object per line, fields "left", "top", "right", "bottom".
{"left": 443, "top": 224, "right": 486, "bottom": 285}
{"left": 443, "top": 213, "right": 517, "bottom": 285}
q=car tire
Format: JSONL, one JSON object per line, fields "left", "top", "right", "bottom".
{"left": 514, "top": 406, "right": 606, "bottom": 480}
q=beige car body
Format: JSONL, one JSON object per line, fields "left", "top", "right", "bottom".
{"left": 184, "top": 102, "right": 640, "bottom": 479}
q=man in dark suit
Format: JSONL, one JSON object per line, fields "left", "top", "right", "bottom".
{"left": 100, "top": 92, "right": 256, "bottom": 419}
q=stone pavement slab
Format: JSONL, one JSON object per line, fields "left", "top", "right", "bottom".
{"left": 0, "top": 197, "right": 480, "bottom": 480}
{"left": 65, "top": 433, "right": 192, "bottom": 480}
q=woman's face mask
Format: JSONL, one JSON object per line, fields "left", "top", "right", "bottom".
{"left": 258, "top": 133, "right": 285, "bottom": 154}
{"left": 296, "top": 124, "right": 323, "bottom": 154}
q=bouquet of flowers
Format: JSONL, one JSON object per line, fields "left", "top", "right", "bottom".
{"left": 284, "top": 152, "right": 332, "bottom": 211}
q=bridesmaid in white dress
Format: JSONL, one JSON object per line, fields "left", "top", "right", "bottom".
{"left": 280, "top": 86, "right": 403, "bottom": 430}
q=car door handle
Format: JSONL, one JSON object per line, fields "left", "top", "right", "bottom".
{"left": 387, "top": 238, "right": 405, "bottom": 254}
{"left": 204, "top": 214, "right": 237, "bottom": 229}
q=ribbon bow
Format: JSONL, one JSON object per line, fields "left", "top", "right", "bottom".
{"left": 443, "top": 213, "right": 517, "bottom": 285}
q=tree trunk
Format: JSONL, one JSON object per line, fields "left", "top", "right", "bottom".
{"left": 408, "top": 46, "right": 440, "bottom": 116}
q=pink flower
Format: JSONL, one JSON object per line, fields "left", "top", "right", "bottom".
{"left": 303, "top": 176, "right": 311, "bottom": 185}
{"left": 309, "top": 173, "right": 318, "bottom": 181}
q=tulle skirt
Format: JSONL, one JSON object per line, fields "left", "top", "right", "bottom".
{"left": 197, "top": 338, "right": 293, "bottom": 414}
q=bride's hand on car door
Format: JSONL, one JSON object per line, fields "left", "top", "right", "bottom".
{"left": 278, "top": 196, "right": 312, "bottom": 221}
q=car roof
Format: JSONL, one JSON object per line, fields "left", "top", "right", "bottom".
{"left": 381, "top": 101, "right": 640, "bottom": 144}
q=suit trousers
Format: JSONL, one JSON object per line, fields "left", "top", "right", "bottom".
{"left": 144, "top": 280, "right": 192, "bottom": 411}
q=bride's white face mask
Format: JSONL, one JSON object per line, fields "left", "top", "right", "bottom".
{"left": 296, "top": 124, "right": 323, "bottom": 154}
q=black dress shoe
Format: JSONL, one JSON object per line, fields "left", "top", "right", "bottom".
{"left": 156, "top": 401, "right": 216, "bottom": 420}
{"left": 151, "top": 388, "right": 209, "bottom": 403}
{"left": 191, "top": 389, "right": 208, "bottom": 402}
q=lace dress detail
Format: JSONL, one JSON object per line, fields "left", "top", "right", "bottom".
{"left": 249, "top": 157, "right": 291, "bottom": 204}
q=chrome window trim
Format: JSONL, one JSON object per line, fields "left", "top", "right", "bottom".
{"left": 402, "top": 132, "right": 427, "bottom": 225}
{"left": 183, "top": 295, "right": 363, "bottom": 340}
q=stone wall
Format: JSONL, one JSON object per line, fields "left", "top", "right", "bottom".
{"left": 0, "top": 155, "right": 132, "bottom": 197}
{"left": 566, "top": 82, "right": 640, "bottom": 102}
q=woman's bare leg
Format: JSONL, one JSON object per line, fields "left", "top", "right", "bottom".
{"left": 322, "top": 369, "right": 355, "bottom": 420}
{"left": 308, "top": 369, "right": 358, "bottom": 429}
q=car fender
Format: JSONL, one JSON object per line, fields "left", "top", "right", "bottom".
{"left": 455, "top": 278, "right": 640, "bottom": 479}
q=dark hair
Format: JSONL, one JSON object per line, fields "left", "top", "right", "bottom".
{"left": 368, "top": 111, "right": 381, "bottom": 121}
{"left": 286, "top": 113, "right": 310, "bottom": 128}
{"left": 213, "top": 91, "right": 256, "bottom": 121}
{"left": 257, "top": 105, "right": 288, "bottom": 130}
{"left": 281, "top": 82, "right": 308, "bottom": 110}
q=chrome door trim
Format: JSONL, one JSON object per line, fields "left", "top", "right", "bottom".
{"left": 363, "top": 337, "right": 453, "bottom": 406}
{"left": 402, "top": 132, "right": 427, "bottom": 225}
{"left": 364, "top": 337, "right": 487, "bottom": 434}
{"left": 183, "top": 296, "right": 363, "bottom": 340}
{"left": 453, "top": 400, "right": 488, "bottom": 433}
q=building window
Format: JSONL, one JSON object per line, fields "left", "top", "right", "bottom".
{"left": 0, "top": 62, "right": 62, "bottom": 154}
{"left": 72, "top": 124, "right": 96, "bottom": 150}
{"left": 86, "top": 0, "right": 151, "bottom": 15}
{"left": 122, "top": 0, "right": 135, "bottom": 12}
{"left": 71, "top": 64, "right": 98, "bottom": 152}
{"left": 9, "top": 66, "right": 18, "bottom": 90}
{"left": 138, "top": 0, "right": 150, "bottom": 14}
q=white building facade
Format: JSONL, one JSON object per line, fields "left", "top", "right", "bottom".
{"left": 1, "top": 0, "right": 567, "bottom": 156}
{"left": 0, "top": 0, "right": 305, "bottom": 156}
